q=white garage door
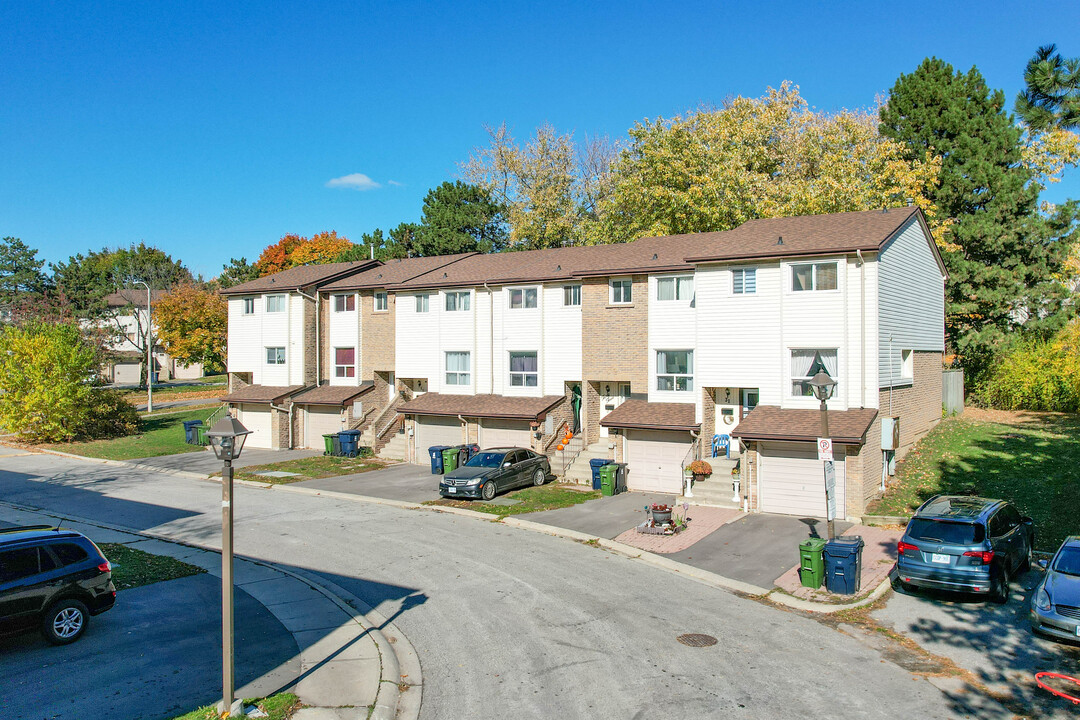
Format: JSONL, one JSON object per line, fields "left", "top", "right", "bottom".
{"left": 414, "top": 416, "right": 463, "bottom": 464}
{"left": 625, "top": 430, "right": 693, "bottom": 494}
{"left": 237, "top": 404, "right": 273, "bottom": 449}
{"left": 479, "top": 419, "right": 532, "bottom": 450}
{"left": 304, "top": 406, "right": 345, "bottom": 449}
{"left": 759, "top": 441, "right": 846, "bottom": 518}
{"left": 114, "top": 363, "right": 141, "bottom": 385}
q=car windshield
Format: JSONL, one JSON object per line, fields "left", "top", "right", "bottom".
{"left": 907, "top": 518, "right": 984, "bottom": 545}
{"left": 465, "top": 452, "right": 506, "bottom": 469}
{"left": 1053, "top": 547, "right": 1080, "bottom": 576}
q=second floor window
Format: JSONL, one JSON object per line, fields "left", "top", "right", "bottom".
{"left": 610, "top": 278, "right": 632, "bottom": 304}
{"left": 266, "top": 294, "right": 286, "bottom": 313}
{"left": 791, "top": 262, "right": 838, "bottom": 292}
{"left": 657, "top": 350, "right": 693, "bottom": 391}
{"left": 445, "top": 351, "right": 470, "bottom": 385}
{"left": 415, "top": 294, "right": 429, "bottom": 313}
{"left": 732, "top": 268, "right": 756, "bottom": 294}
{"left": 265, "top": 347, "right": 286, "bottom": 365}
{"left": 657, "top": 276, "right": 694, "bottom": 301}
{"left": 445, "top": 291, "right": 470, "bottom": 312}
{"left": 791, "top": 349, "right": 838, "bottom": 396}
{"left": 374, "top": 292, "right": 388, "bottom": 312}
{"left": 242, "top": 298, "right": 255, "bottom": 315}
{"left": 509, "top": 352, "right": 538, "bottom": 387}
{"left": 334, "top": 347, "right": 355, "bottom": 378}
{"left": 333, "top": 294, "right": 355, "bottom": 312}
{"left": 563, "top": 284, "right": 581, "bottom": 306}
{"left": 509, "top": 287, "right": 538, "bottom": 309}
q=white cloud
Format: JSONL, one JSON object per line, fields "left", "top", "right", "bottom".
{"left": 325, "top": 173, "right": 381, "bottom": 191}
{"left": 387, "top": 180, "right": 405, "bottom": 187}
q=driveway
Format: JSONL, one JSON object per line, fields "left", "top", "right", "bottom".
{"left": 526, "top": 490, "right": 677, "bottom": 538}
{"left": 1, "top": 573, "right": 299, "bottom": 720}
{"left": 295, "top": 462, "right": 442, "bottom": 503}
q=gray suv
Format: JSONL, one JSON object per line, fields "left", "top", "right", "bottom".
{"left": 891, "top": 495, "right": 1035, "bottom": 604}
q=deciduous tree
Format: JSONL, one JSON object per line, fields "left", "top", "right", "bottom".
{"left": 153, "top": 285, "right": 227, "bottom": 371}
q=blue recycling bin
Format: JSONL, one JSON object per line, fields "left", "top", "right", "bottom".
{"left": 589, "top": 458, "right": 612, "bottom": 490}
{"left": 182, "top": 419, "right": 203, "bottom": 444}
{"left": 338, "top": 429, "right": 362, "bottom": 457}
{"left": 824, "top": 536, "right": 865, "bottom": 595}
{"left": 428, "top": 445, "right": 451, "bottom": 474}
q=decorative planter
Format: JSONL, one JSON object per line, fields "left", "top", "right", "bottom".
{"left": 693, "top": 473, "right": 709, "bottom": 484}
{"left": 651, "top": 508, "right": 673, "bottom": 525}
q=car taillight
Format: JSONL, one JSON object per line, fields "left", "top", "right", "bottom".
{"left": 963, "top": 550, "right": 994, "bottom": 565}
{"left": 898, "top": 541, "right": 918, "bottom": 555}
{"left": 98, "top": 561, "right": 111, "bottom": 573}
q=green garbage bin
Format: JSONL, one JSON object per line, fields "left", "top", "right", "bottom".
{"left": 195, "top": 425, "right": 209, "bottom": 447}
{"left": 599, "top": 464, "right": 618, "bottom": 496}
{"left": 799, "top": 537, "right": 827, "bottom": 589}
{"left": 322, "top": 434, "right": 336, "bottom": 456}
{"left": 442, "top": 447, "right": 460, "bottom": 473}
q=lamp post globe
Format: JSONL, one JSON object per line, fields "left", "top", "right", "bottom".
{"left": 807, "top": 370, "right": 837, "bottom": 402}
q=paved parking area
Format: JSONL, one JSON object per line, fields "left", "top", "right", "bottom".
{"left": 526, "top": 491, "right": 677, "bottom": 538}
{"left": 295, "top": 462, "right": 442, "bottom": 503}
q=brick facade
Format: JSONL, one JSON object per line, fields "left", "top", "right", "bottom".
{"left": 361, "top": 289, "right": 395, "bottom": 379}
{"left": 319, "top": 294, "right": 331, "bottom": 383}
{"left": 302, "top": 295, "right": 317, "bottom": 385}
{"left": 228, "top": 372, "right": 252, "bottom": 394}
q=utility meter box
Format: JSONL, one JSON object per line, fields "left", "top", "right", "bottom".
{"left": 881, "top": 417, "right": 900, "bottom": 451}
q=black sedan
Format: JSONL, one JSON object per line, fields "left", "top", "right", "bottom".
{"left": 439, "top": 447, "right": 551, "bottom": 501}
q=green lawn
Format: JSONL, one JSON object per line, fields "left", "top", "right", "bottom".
{"left": 48, "top": 408, "right": 216, "bottom": 460}
{"left": 230, "top": 454, "right": 384, "bottom": 484}
{"left": 98, "top": 542, "right": 205, "bottom": 590}
{"left": 427, "top": 483, "right": 602, "bottom": 517}
{"left": 171, "top": 693, "right": 300, "bottom": 720}
{"left": 868, "top": 413, "right": 1080, "bottom": 551}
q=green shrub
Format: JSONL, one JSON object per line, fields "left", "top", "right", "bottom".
{"left": 975, "top": 321, "right": 1080, "bottom": 412}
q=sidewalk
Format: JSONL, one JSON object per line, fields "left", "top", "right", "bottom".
{"left": 0, "top": 503, "right": 412, "bottom": 720}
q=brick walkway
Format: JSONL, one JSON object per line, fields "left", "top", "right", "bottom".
{"left": 774, "top": 524, "right": 901, "bottom": 601}
{"left": 613, "top": 506, "right": 744, "bottom": 554}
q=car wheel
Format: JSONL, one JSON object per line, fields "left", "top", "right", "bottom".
{"left": 991, "top": 568, "right": 1010, "bottom": 605}
{"left": 41, "top": 598, "right": 89, "bottom": 645}
{"left": 890, "top": 575, "right": 911, "bottom": 594}
{"left": 481, "top": 481, "right": 496, "bottom": 501}
{"left": 1019, "top": 543, "right": 1033, "bottom": 573}
{"left": 532, "top": 468, "right": 546, "bottom": 487}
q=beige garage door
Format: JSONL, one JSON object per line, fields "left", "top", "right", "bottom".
{"left": 238, "top": 404, "right": 273, "bottom": 449}
{"left": 479, "top": 419, "right": 532, "bottom": 450}
{"left": 625, "top": 429, "right": 693, "bottom": 494}
{"left": 758, "top": 441, "right": 846, "bottom": 518}
{"left": 304, "top": 406, "right": 345, "bottom": 449}
{"left": 114, "top": 363, "right": 142, "bottom": 385}
{"left": 414, "top": 416, "right": 463, "bottom": 465}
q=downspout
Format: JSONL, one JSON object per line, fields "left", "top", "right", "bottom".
{"left": 270, "top": 402, "right": 293, "bottom": 449}
{"left": 856, "top": 250, "right": 866, "bottom": 409}
{"left": 458, "top": 414, "right": 468, "bottom": 445}
{"left": 297, "top": 288, "right": 320, "bottom": 385}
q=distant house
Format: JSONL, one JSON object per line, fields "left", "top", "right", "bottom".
{"left": 95, "top": 289, "right": 203, "bottom": 384}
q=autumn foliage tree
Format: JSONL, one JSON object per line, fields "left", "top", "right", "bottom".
{"left": 256, "top": 231, "right": 354, "bottom": 276}
{"left": 153, "top": 285, "right": 227, "bottom": 371}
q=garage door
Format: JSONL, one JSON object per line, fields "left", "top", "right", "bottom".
{"left": 114, "top": 363, "right": 141, "bottom": 385}
{"left": 479, "top": 419, "right": 532, "bottom": 450}
{"left": 303, "top": 406, "right": 345, "bottom": 449}
{"left": 237, "top": 404, "right": 273, "bottom": 449}
{"left": 414, "top": 415, "right": 463, "bottom": 464}
{"left": 759, "top": 441, "right": 846, "bottom": 518}
{"left": 625, "top": 430, "right": 693, "bottom": 494}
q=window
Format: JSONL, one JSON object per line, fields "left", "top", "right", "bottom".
{"left": 563, "top": 284, "right": 581, "bottom": 306}
{"left": 791, "top": 349, "right": 838, "bottom": 396}
{"left": 741, "top": 389, "right": 760, "bottom": 420}
{"left": 509, "top": 287, "right": 538, "bottom": 309}
{"left": 791, "top": 262, "right": 838, "bottom": 292}
{"left": 445, "top": 291, "right": 470, "bottom": 312}
{"left": 266, "top": 347, "right": 286, "bottom": 365}
{"left": 334, "top": 347, "right": 356, "bottom": 378}
{"left": 415, "top": 294, "right": 429, "bottom": 313}
{"left": 51, "top": 543, "right": 89, "bottom": 566}
{"left": 733, "top": 268, "right": 756, "bottom": 295}
{"left": 265, "top": 294, "right": 286, "bottom": 313}
{"left": 374, "top": 291, "right": 388, "bottom": 312}
{"left": 610, "top": 278, "right": 632, "bottom": 304}
{"left": 445, "top": 351, "right": 471, "bottom": 385}
{"left": 333, "top": 294, "right": 355, "bottom": 312}
{"left": 509, "top": 352, "right": 538, "bottom": 387}
{"left": 242, "top": 298, "right": 255, "bottom": 315}
{"left": 657, "top": 276, "right": 694, "bottom": 301}
{"left": 0, "top": 548, "right": 41, "bottom": 583}
{"left": 656, "top": 350, "right": 693, "bottom": 391}
{"left": 901, "top": 349, "right": 913, "bottom": 381}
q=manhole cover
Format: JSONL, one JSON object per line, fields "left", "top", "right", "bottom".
{"left": 676, "top": 633, "right": 718, "bottom": 647}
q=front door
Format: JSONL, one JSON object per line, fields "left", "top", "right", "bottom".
{"left": 741, "top": 388, "right": 759, "bottom": 420}
{"left": 599, "top": 382, "right": 630, "bottom": 437}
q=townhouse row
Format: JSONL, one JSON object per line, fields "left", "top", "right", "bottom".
{"left": 221, "top": 206, "right": 947, "bottom": 519}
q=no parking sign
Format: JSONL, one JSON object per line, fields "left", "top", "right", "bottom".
{"left": 817, "top": 437, "right": 833, "bottom": 462}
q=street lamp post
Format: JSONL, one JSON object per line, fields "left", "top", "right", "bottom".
{"left": 808, "top": 369, "right": 838, "bottom": 540}
{"left": 207, "top": 416, "right": 251, "bottom": 718}
{"left": 133, "top": 281, "right": 153, "bottom": 413}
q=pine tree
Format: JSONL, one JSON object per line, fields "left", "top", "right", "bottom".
{"left": 1016, "top": 44, "right": 1080, "bottom": 131}
{"left": 0, "top": 237, "right": 48, "bottom": 304}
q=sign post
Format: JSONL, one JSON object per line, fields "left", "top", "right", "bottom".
{"left": 818, "top": 437, "right": 836, "bottom": 539}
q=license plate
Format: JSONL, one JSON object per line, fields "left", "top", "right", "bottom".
{"left": 931, "top": 553, "right": 950, "bottom": 564}
{"left": 1075, "top": 625, "right": 1080, "bottom": 638}
{"left": 447, "top": 487, "right": 456, "bottom": 494}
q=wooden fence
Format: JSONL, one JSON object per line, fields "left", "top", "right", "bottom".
{"left": 942, "top": 368, "right": 964, "bottom": 416}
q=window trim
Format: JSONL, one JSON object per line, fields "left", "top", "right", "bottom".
{"left": 655, "top": 274, "right": 694, "bottom": 302}
{"left": 790, "top": 261, "right": 839, "bottom": 293}
{"left": 242, "top": 297, "right": 255, "bottom": 315}
{"left": 563, "top": 284, "right": 581, "bottom": 307}
{"left": 610, "top": 277, "right": 633, "bottom": 305}
{"left": 790, "top": 348, "right": 838, "bottom": 397}
{"left": 655, "top": 349, "right": 694, "bottom": 392}
{"left": 445, "top": 350, "right": 471, "bottom": 386}
{"left": 373, "top": 291, "right": 389, "bottom": 313}
{"left": 334, "top": 347, "right": 356, "bottom": 378}
{"left": 332, "top": 294, "right": 356, "bottom": 312}
{"left": 508, "top": 351, "right": 539, "bottom": 388}
{"left": 444, "top": 291, "right": 471, "bottom": 312}
{"left": 732, "top": 267, "right": 757, "bottom": 295}
{"left": 415, "top": 294, "right": 429, "bottom": 313}
{"left": 265, "top": 346, "right": 286, "bottom": 365}
{"left": 265, "top": 294, "right": 287, "bottom": 313}
{"left": 508, "top": 286, "right": 539, "bottom": 310}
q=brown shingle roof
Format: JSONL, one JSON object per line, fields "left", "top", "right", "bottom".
{"left": 105, "top": 289, "right": 168, "bottom": 307}
{"left": 682, "top": 207, "right": 923, "bottom": 263}
{"left": 599, "top": 399, "right": 699, "bottom": 431}
{"left": 290, "top": 382, "right": 374, "bottom": 406}
{"left": 320, "top": 254, "right": 478, "bottom": 291}
{"left": 219, "top": 260, "right": 380, "bottom": 296}
{"left": 731, "top": 405, "right": 878, "bottom": 445}
{"left": 220, "top": 385, "right": 307, "bottom": 404}
{"left": 400, "top": 393, "right": 563, "bottom": 420}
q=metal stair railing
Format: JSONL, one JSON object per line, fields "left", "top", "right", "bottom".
{"left": 204, "top": 403, "right": 228, "bottom": 428}
{"left": 560, "top": 433, "right": 586, "bottom": 478}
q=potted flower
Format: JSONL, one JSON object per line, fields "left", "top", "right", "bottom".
{"left": 689, "top": 460, "right": 713, "bottom": 483}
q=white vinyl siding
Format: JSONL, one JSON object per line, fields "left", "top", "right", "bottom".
{"left": 328, "top": 290, "right": 360, "bottom": 386}
{"left": 649, "top": 272, "right": 697, "bottom": 404}
{"left": 543, "top": 284, "right": 581, "bottom": 396}
{"left": 758, "top": 441, "right": 847, "bottom": 518}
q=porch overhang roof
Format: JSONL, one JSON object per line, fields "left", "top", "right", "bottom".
{"left": 220, "top": 385, "right": 307, "bottom": 405}
{"left": 600, "top": 399, "right": 699, "bottom": 431}
{"left": 731, "top": 405, "right": 878, "bottom": 445}
{"left": 290, "top": 381, "right": 374, "bottom": 406}
{"left": 401, "top": 393, "right": 563, "bottom": 421}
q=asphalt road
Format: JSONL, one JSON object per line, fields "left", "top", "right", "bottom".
{"left": 0, "top": 452, "right": 970, "bottom": 719}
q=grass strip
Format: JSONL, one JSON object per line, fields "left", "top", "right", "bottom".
{"left": 170, "top": 692, "right": 301, "bottom": 720}
{"left": 426, "top": 483, "right": 601, "bottom": 517}
{"left": 46, "top": 409, "right": 216, "bottom": 460}
{"left": 230, "top": 455, "right": 384, "bottom": 484}
{"left": 98, "top": 542, "right": 205, "bottom": 591}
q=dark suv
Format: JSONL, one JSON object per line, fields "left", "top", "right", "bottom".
{"left": 0, "top": 526, "right": 116, "bottom": 644}
{"left": 891, "top": 496, "right": 1035, "bottom": 604}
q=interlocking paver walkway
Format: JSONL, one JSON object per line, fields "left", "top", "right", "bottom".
{"left": 774, "top": 523, "right": 901, "bottom": 600}
{"left": 613, "top": 505, "right": 744, "bottom": 553}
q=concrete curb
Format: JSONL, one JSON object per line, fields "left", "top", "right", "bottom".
{"left": 11, "top": 444, "right": 214, "bottom": 482}
{"left": 0, "top": 500, "right": 412, "bottom": 719}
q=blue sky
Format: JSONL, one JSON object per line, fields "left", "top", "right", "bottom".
{"left": 2, "top": 1, "right": 1077, "bottom": 278}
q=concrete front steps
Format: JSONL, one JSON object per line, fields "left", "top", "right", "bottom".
{"left": 678, "top": 457, "right": 743, "bottom": 509}
{"left": 377, "top": 431, "right": 407, "bottom": 461}
{"left": 558, "top": 442, "right": 612, "bottom": 484}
